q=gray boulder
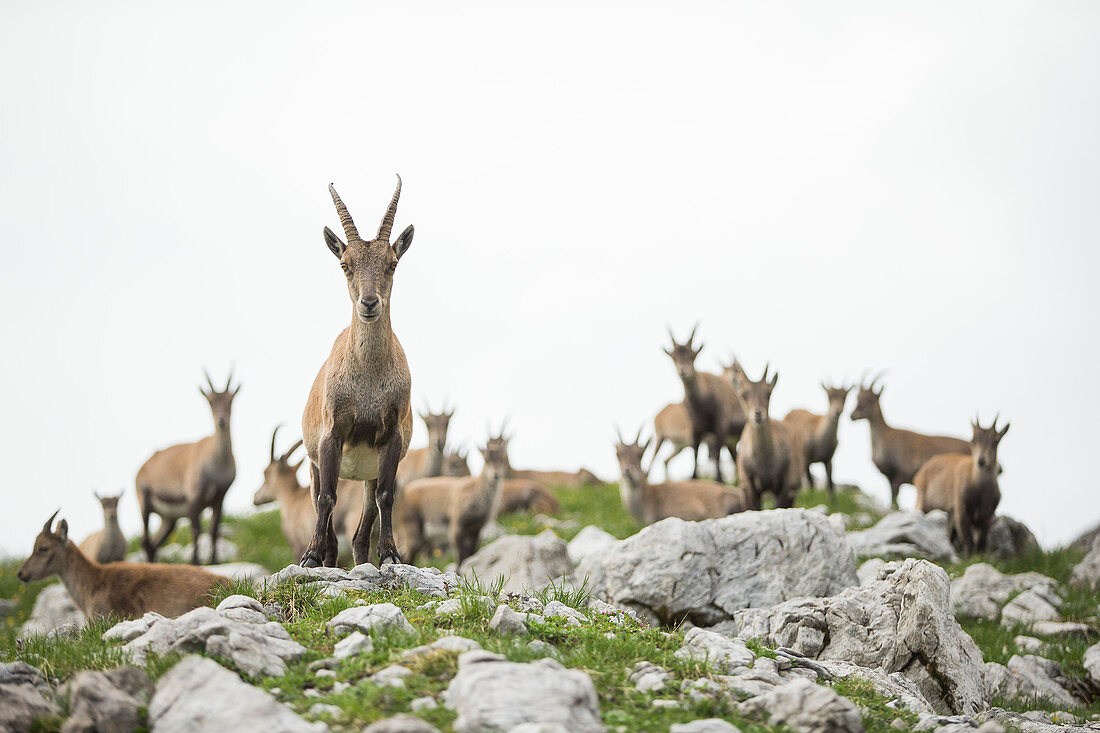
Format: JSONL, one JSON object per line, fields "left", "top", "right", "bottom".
{"left": 1070, "top": 544, "right": 1100, "bottom": 591}
{"left": 675, "top": 628, "right": 755, "bottom": 674}
{"left": 670, "top": 720, "right": 742, "bottom": 733}
{"left": 566, "top": 526, "right": 617, "bottom": 566}
{"left": 581, "top": 509, "right": 857, "bottom": 626}
{"left": 60, "top": 667, "right": 151, "bottom": 733}
{"left": 0, "top": 683, "right": 60, "bottom": 733}
{"left": 815, "top": 660, "right": 935, "bottom": 715}
{"left": 949, "top": 563, "right": 1055, "bottom": 621}
{"left": 1000, "top": 586, "right": 1062, "bottom": 627}
{"left": 1005, "top": 655, "right": 1077, "bottom": 708}
{"left": 19, "top": 584, "right": 85, "bottom": 639}
{"left": 846, "top": 510, "right": 958, "bottom": 563}
{"left": 985, "top": 516, "right": 1039, "bottom": 561}
{"left": 149, "top": 655, "right": 326, "bottom": 732}
{"left": 444, "top": 650, "right": 602, "bottom": 732}
{"left": 460, "top": 531, "right": 572, "bottom": 594}
{"left": 739, "top": 678, "right": 863, "bottom": 733}
{"left": 735, "top": 559, "right": 988, "bottom": 715}
{"left": 362, "top": 714, "right": 441, "bottom": 732}
{"left": 327, "top": 603, "right": 414, "bottom": 636}
{"left": 1084, "top": 642, "right": 1100, "bottom": 687}
{"left": 0, "top": 662, "right": 48, "bottom": 688}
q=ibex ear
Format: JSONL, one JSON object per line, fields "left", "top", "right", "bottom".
{"left": 57, "top": 519, "right": 68, "bottom": 542}
{"left": 393, "top": 224, "right": 414, "bottom": 261}
{"left": 324, "top": 227, "right": 347, "bottom": 258}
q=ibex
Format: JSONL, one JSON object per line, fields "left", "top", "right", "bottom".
{"left": 649, "top": 401, "right": 713, "bottom": 480}
{"left": 782, "top": 382, "right": 853, "bottom": 494}
{"left": 300, "top": 178, "right": 415, "bottom": 568}
{"left": 914, "top": 415, "right": 1009, "bottom": 554}
{"left": 136, "top": 370, "right": 239, "bottom": 564}
{"left": 614, "top": 429, "right": 744, "bottom": 525}
{"left": 443, "top": 448, "right": 472, "bottom": 477}
{"left": 19, "top": 512, "right": 230, "bottom": 620}
{"left": 495, "top": 479, "right": 561, "bottom": 518}
{"left": 395, "top": 436, "right": 508, "bottom": 565}
{"left": 253, "top": 427, "right": 363, "bottom": 561}
{"left": 78, "top": 491, "right": 127, "bottom": 564}
{"left": 665, "top": 326, "right": 745, "bottom": 483}
{"left": 850, "top": 374, "right": 969, "bottom": 508}
{"left": 730, "top": 363, "right": 804, "bottom": 510}
{"left": 488, "top": 429, "right": 600, "bottom": 488}
{"left": 396, "top": 406, "right": 454, "bottom": 487}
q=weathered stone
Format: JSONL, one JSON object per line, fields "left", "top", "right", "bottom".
{"left": 1070, "top": 544, "right": 1100, "bottom": 591}
{"left": 675, "top": 628, "right": 755, "bottom": 674}
{"left": 581, "top": 509, "right": 857, "bottom": 626}
{"left": 376, "top": 564, "right": 459, "bottom": 598}
{"left": 739, "top": 678, "right": 863, "bottom": 733}
{"left": 1014, "top": 635, "right": 1044, "bottom": 652}
{"left": 670, "top": 719, "right": 743, "bottom": 733}
{"left": 61, "top": 667, "right": 151, "bottom": 733}
{"left": 363, "top": 714, "right": 441, "bottom": 732}
{"left": 19, "top": 584, "right": 85, "bottom": 639}
{"left": 857, "top": 558, "right": 885, "bottom": 586}
{"left": 628, "top": 661, "right": 671, "bottom": 692}
{"left": 567, "top": 525, "right": 618, "bottom": 566}
{"left": 985, "top": 516, "right": 1039, "bottom": 561}
{"left": 542, "top": 601, "right": 586, "bottom": 625}
{"left": 1005, "top": 655, "right": 1077, "bottom": 708}
{"left": 489, "top": 605, "right": 529, "bottom": 635}
{"left": 847, "top": 510, "right": 958, "bottom": 564}
{"left": 0, "top": 662, "right": 47, "bottom": 688}
{"left": 334, "top": 631, "right": 374, "bottom": 659}
{"left": 1084, "top": 642, "right": 1100, "bottom": 687}
{"left": 411, "top": 697, "right": 438, "bottom": 712}
{"left": 103, "top": 612, "right": 167, "bottom": 642}
{"left": 203, "top": 562, "right": 270, "bottom": 581}
{"left": 815, "top": 660, "right": 935, "bottom": 715}
{"left": 373, "top": 665, "right": 413, "bottom": 688}
{"left": 0, "top": 683, "right": 60, "bottom": 732}
{"left": 444, "top": 650, "right": 602, "bottom": 732}
{"left": 983, "top": 662, "right": 1017, "bottom": 700}
{"left": 459, "top": 530, "right": 572, "bottom": 594}
{"left": 716, "top": 669, "right": 785, "bottom": 699}
{"left": 949, "top": 564, "right": 1055, "bottom": 621}
{"left": 735, "top": 559, "right": 988, "bottom": 716}
{"left": 1029, "top": 621, "right": 1091, "bottom": 637}
{"left": 327, "top": 603, "right": 414, "bottom": 636}
{"left": 1000, "top": 586, "right": 1061, "bottom": 627}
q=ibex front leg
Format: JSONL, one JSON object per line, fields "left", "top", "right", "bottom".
{"left": 301, "top": 435, "right": 342, "bottom": 568}
{"left": 373, "top": 436, "right": 404, "bottom": 566}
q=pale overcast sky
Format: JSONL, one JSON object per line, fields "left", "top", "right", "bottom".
{"left": 1, "top": 1, "right": 1098, "bottom": 557}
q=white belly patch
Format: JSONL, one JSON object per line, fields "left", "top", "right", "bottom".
{"left": 340, "top": 444, "right": 379, "bottom": 482}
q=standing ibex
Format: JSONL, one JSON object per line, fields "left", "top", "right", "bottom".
{"left": 300, "top": 178, "right": 415, "bottom": 568}
{"left": 783, "top": 382, "right": 853, "bottom": 495}
{"left": 914, "top": 415, "right": 1009, "bottom": 554}
{"left": 78, "top": 492, "right": 127, "bottom": 564}
{"left": 253, "top": 427, "right": 363, "bottom": 561}
{"left": 850, "top": 374, "right": 969, "bottom": 508}
{"left": 665, "top": 326, "right": 745, "bottom": 483}
{"left": 136, "top": 370, "right": 239, "bottom": 564}
{"left": 614, "top": 429, "right": 744, "bottom": 525}
{"left": 649, "top": 401, "right": 713, "bottom": 480}
{"left": 19, "top": 512, "right": 230, "bottom": 620}
{"left": 730, "top": 364, "right": 804, "bottom": 510}
{"left": 396, "top": 406, "right": 454, "bottom": 487}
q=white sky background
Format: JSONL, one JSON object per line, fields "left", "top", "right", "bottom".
{"left": 1, "top": 1, "right": 1098, "bottom": 558}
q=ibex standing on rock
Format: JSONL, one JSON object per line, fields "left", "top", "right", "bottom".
{"left": 783, "top": 383, "right": 853, "bottom": 495}
{"left": 915, "top": 415, "right": 1009, "bottom": 554}
{"left": 78, "top": 492, "right": 127, "bottom": 564}
{"left": 396, "top": 406, "right": 454, "bottom": 487}
{"left": 665, "top": 327, "right": 745, "bottom": 483}
{"left": 730, "top": 364, "right": 803, "bottom": 510}
{"left": 136, "top": 370, "right": 239, "bottom": 564}
{"left": 850, "top": 374, "right": 969, "bottom": 508}
{"left": 300, "top": 178, "right": 415, "bottom": 568}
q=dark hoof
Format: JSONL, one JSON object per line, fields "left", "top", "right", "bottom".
{"left": 379, "top": 553, "right": 402, "bottom": 566}
{"left": 300, "top": 554, "right": 322, "bottom": 569}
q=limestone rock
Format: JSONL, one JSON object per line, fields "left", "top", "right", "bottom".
{"left": 459, "top": 531, "right": 572, "bottom": 594}
{"left": 670, "top": 721, "right": 742, "bottom": 733}
{"left": 949, "top": 564, "right": 1054, "bottom": 622}
{"left": 566, "top": 525, "right": 617, "bottom": 567}
{"left": 847, "top": 510, "right": 958, "bottom": 563}
{"left": 1070, "top": 545, "right": 1100, "bottom": 591}
{"left": 739, "top": 678, "right": 863, "bottom": 733}
{"left": 675, "top": 628, "right": 755, "bottom": 674}
{"left": 334, "top": 631, "right": 374, "bottom": 659}
{"left": 0, "top": 683, "right": 60, "bottom": 733}
{"left": 985, "top": 516, "right": 1039, "bottom": 561}
{"left": 815, "top": 660, "right": 935, "bottom": 715}
{"left": 362, "top": 714, "right": 441, "bottom": 732}
{"left": 61, "top": 667, "right": 151, "bottom": 733}
{"left": 1000, "top": 586, "right": 1061, "bottom": 627}
{"left": 327, "top": 603, "right": 414, "bottom": 636}
{"left": 489, "top": 605, "right": 529, "bottom": 635}
{"left": 19, "top": 584, "right": 85, "bottom": 639}
{"left": 1005, "top": 655, "right": 1077, "bottom": 709}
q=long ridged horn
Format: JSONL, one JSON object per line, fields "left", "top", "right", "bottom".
{"left": 224, "top": 367, "right": 235, "bottom": 392}
{"left": 615, "top": 424, "right": 624, "bottom": 444}
{"left": 43, "top": 509, "right": 60, "bottom": 535}
{"left": 270, "top": 425, "right": 281, "bottom": 462}
{"left": 329, "top": 183, "right": 361, "bottom": 242}
{"left": 281, "top": 439, "right": 304, "bottom": 464}
{"left": 203, "top": 369, "right": 216, "bottom": 393}
{"left": 870, "top": 369, "right": 888, "bottom": 390}
{"left": 377, "top": 174, "right": 402, "bottom": 241}
{"left": 635, "top": 426, "right": 644, "bottom": 446}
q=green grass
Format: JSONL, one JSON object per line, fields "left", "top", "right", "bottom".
{"left": 831, "top": 676, "right": 919, "bottom": 733}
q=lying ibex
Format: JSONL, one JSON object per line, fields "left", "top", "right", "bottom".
{"left": 914, "top": 415, "right": 1009, "bottom": 554}
{"left": 782, "top": 382, "right": 853, "bottom": 494}
{"left": 665, "top": 326, "right": 745, "bottom": 483}
{"left": 78, "top": 491, "right": 127, "bottom": 564}
{"left": 730, "top": 363, "right": 803, "bottom": 510}
{"left": 649, "top": 401, "right": 713, "bottom": 480}
{"left": 396, "top": 437, "right": 508, "bottom": 565}
{"left": 253, "top": 427, "right": 363, "bottom": 561}
{"left": 396, "top": 406, "right": 454, "bottom": 487}
{"left": 136, "top": 370, "right": 239, "bottom": 564}
{"left": 488, "top": 430, "right": 600, "bottom": 488}
{"left": 19, "top": 512, "right": 230, "bottom": 620}
{"left": 300, "top": 178, "right": 416, "bottom": 568}
{"left": 850, "top": 374, "right": 969, "bottom": 508}
{"left": 495, "top": 480, "right": 561, "bottom": 517}
{"left": 614, "top": 429, "right": 744, "bottom": 525}
{"left": 443, "top": 448, "right": 472, "bottom": 477}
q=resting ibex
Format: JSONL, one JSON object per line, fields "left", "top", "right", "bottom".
{"left": 443, "top": 448, "right": 472, "bottom": 477}
{"left": 914, "top": 415, "right": 1009, "bottom": 554}
{"left": 396, "top": 436, "right": 508, "bottom": 565}
{"left": 78, "top": 491, "right": 127, "bottom": 564}
{"left": 782, "top": 382, "right": 853, "bottom": 494}
{"left": 253, "top": 427, "right": 363, "bottom": 561}
{"left": 487, "top": 429, "right": 600, "bottom": 488}
{"left": 649, "top": 401, "right": 713, "bottom": 480}
{"left": 19, "top": 512, "right": 230, "bottom": 620}
{"left": 730, "top": 363, "right": 804, "bottom": 510}
{"left": 299, "top": 178, "right": 415, "bottom": 568}
{"left": 495, "top": 480, "right": 561, "bottom": 518}
{"left": 850, "top": 374, "right": 969, "bottom": 508}
{"left": 136, "top": 370, "right": 239, "bottom": 564}
{"left": 614, "top": 429, "right": 744, "bottom": 525}
{"left": 665, "top": 326, "right": 745, "bottom": 483}
{"left": 396, "top": 406, "right": 454, "bottom": 487}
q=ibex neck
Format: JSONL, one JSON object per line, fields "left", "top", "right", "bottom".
{"left": 59, "top": 542, "right": 104, "bottom": 616}
{"left": 213, "top": 424, "right": 233, "bottom": 460}
{"left": 427, "top": 443, "right": 445, "bottom": 477}
{"left": 349, "top": 307, "right": 394, "bottom": 365}
{"left": 476, "top": 471, "right": 504, "bottom": 517}
{"left": 747, "top": 419, "right": 779, "bottom": 459}
{"left": 866, "top": 403, "right": 887, "bottom": 428}
{"left": 619, "top": 473, "right": 649, "bottom": 524}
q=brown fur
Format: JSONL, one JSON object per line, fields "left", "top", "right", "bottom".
{"left": 443, "top": 449, "right": 472, "bottom": 477}
{"left": 731, "top": 364, "right": 804, "bottom": 510}
{"left": 488, "top": 433, "right": 600, "bottom": 488}
{"left": 649, "top": 401, "right": 713, "bottom": 480}
{"left": 135, "top": 371, "right": 239, "bottom": 564}
{"left": 300, "top": 179, "right": 416, "bottom": 568}
{"left": 496, "top": 479, "right": 561, "bottom": 517}
{"left": 78, "top": 492, "right": 127, "bottom": 564}
{"left": 19, "top": 513, "right": 230, "bottom": 621}
{"left": 396, "top": 408, "right": 455, "bottom": 487}
{"left": 782, "top": 383, "right": 852, "bottom": 494}
{"left": 850, "top": 376, "right": 969, "bottom": 508}
{"left": 915, "top": 417, "right": 1009, "bottom": 554}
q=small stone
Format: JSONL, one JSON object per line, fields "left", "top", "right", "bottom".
{"left": 308, "top": 702, "right": 342, "bottom": 717}
{"left": 334, "top": 631, "right": 374, "bottom": 659}
{"left": 411, "top": 696, "right": 439, "bottom": 711}
{"left": 489, "top": 605, "right": 529, "bottom": 635}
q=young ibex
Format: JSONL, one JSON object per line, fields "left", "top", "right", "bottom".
{"left": 19, "top": 512, "right": 230, "bottom": 620}
{"left": 395, "top": 437, "right": 508, "bottom": 565}
{"left": 300, "top": 178, "right": 415, "bottom": 568}
{"left": 730, "top": 364, "right": 804, "bottom": 510}
{"left": 850, "top": 374, "right": 970, "bottom": 508}
{"left": 136, "top": 370, "right": 239, "bottom": 564}
{"left": 78, "top": 491, "right": 127, "bottom": 564}
{"left": 665, "top": 326, "right": 745, "bottom": 483}
{"left": 443, "top": 448, "right": 472, "bottom": 477}
{"left": 914, "top": 415, "right": 1009, "bottom": 554}
{"left": 253, "top": 427, "right": 363, "bottom": 561}
{"left": 396, "top": 406, "right": 454, "bottom": 487}
{"left": 614, "top": 429, "right": 745, "bottom": 525}
{"left": 782, "top": 382, "right": 853, "bottom": 494}
{"left": 649, "top": 401, "right": 713, "bottom": 480}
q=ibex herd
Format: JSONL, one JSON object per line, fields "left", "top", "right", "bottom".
{"left": 19, "top": 176, "right": 1014, "bottom": 628}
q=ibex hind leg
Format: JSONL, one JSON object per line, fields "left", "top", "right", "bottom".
{"left": 351, "top": 480, "right": 378, "bottom": 566}
{"left": 302, "top": 452, "right": 341, "bottom": 568}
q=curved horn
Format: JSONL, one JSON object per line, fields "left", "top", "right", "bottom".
{"left": 203, "top": 369, "right": 216, "bottom": 393}
{"left": 377, "top": 174, "right": 402, "bottom": 242}
{"left": 329, "top": 183, "right": 361, "bottom": 242}
{"left": 687, "top": 322, "right": 699, "bottom": 347}
{"left": 870, "top": 369, "right": 888, "bottom": 390}
{"left": 270, "top": 425, "right": 281, "bottom": 462}
{"left": 635, "top": 425, "right": 644, "bottom": 445}
{"left": 614, "top": 424, "right": 624, "bottom": 444}
{"left": 281, "top": 439, "right": 304, "bottom": 464}
{"left": 42, "top": 509, "right": 59, "bottom": 535}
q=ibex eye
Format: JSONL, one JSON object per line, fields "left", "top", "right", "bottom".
{"left": 340, "top": 263, "right": 349, "bottom": 273}
{"left": 388, "top": 262, "right": 397, "bottom": 272}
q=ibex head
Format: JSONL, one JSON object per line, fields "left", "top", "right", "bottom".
{"left": 443, "top": 448, "right": 471, "bottom": 477}
{"left": 93, "top": 490, "right": 122, "bottom": 521}
{"left": 324, "top": 177, "right": 414, "bottom": 325}
{"left": 255, "top": 425, "right": 304, "bottom": 505}
{"left": 970, "top": 414, "right": 1010, "bottom": 472}
{"left": 200, "top": 369, "right": 240, "bottom": 430}
{"left": 18, "top": 511, "right": 69, "bottom": 582}
{"left": 733, "top": 363, "right": 778, "bottom": 426}
{"left": 664, "top": 325, "right": 703, "bottom": 382}
{"left": 614, "top": 426, "right": 651, "bottom": 485}
{"left": 479, "top": 437, "right": 509, "bottom": 484}
{"left": 822, "top": 381, "right": 854, "bottom": 419}
{"left": 419, "top": 403, "right": 455, "bottom": 454}
{"left": 850, "top": 371, "right": 886, "bottom": 422}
